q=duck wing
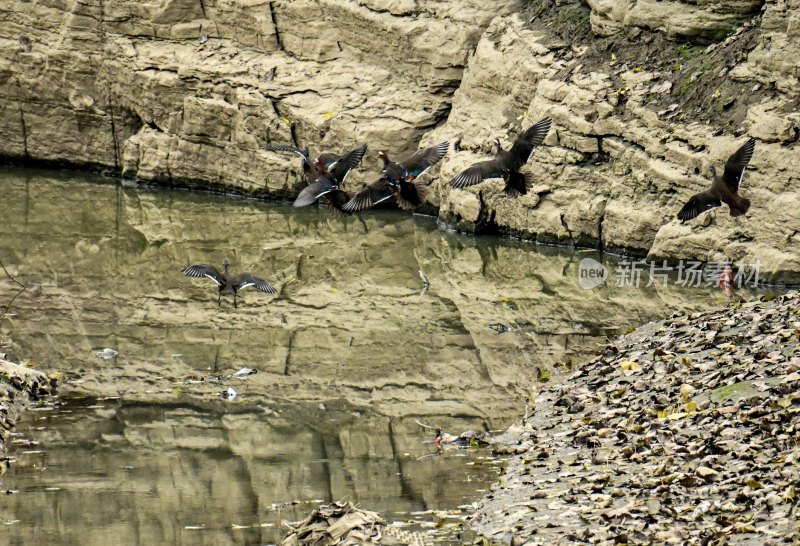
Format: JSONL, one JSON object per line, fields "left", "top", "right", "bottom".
{"left": 271, "top": 145, "right": 311, "bottom": 172}
{"left": 329, "top": 143, "right": 367, "bottom": 184}
{"left": 396, "top": 181, "right": 429, "bottom": 210}
{"left": 325, "top": 189, "right": 353, "bottom": 217}
{"left": 233, "top": 273, "right": 277, "bottom": 294}
{"left": 676, "top": 189, "right": 721, "bottom": 221}
{"left": 509, "top": 117, "right": 551, "bottom": 169}
{"left": 182, "top": 264, "right": 224, "bottom": 286}
{"left": 722, "top": 138, "right": 755, "bottom": 192}
{"left": 401, "top": 142, "right": 449, "bottom": 180}
{"left": 294, "top": 175, "right": 336, "bottom": 207}
{"left": 451, "top": 159, "right": 502, "bottom": 189}
{"left": 343, "top": 177, "right": 395, "bottom": 212}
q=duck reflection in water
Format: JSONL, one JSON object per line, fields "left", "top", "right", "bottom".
{"left": 182, "top": 258, "right": 277, "bottom": 308}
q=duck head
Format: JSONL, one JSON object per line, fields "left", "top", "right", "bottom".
{"left": 377, "top": 150, "right": 390, "bottom": 168}
{"left": 709, "top": 165, "right": 718, "bottom": 179}
{"left": 222, "top": 258, "right": 231, "bottom": 271}
{"left": 314, "top": 159, "right": 327, "bottom": 175}
{"left": 493, "top": 138, "right": 503, "bottom": 153}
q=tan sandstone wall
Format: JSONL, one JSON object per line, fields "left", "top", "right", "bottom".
{"left": 429, "top": 0, "right": 799, "bottom": 282}
{"left": 0, "top": 0, "right": 798, "bottom": 281}
{"left": 0, "top": 0, "right": 513, "bottom": 194}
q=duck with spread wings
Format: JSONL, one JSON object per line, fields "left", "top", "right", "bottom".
{"left": 183, "top": 259, "right": 277, "bottom": 308}
{"left": 676, "top": 138, "right": 755, "bottom": 222}
{"left": 270, "top": 144, "right": 341, "bottom": 178}
{"left": 451, "top": 117, "right": 551, "bottom": 197}
{"left": 343, "top": 142, "right": 449, "bottom": 212}
{"left": 290, "top": 143, "right": 367, "bottom": 216}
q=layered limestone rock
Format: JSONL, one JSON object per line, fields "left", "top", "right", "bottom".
{"left": 587, "top": 0, "right": 763, "bottom": 41}
{"left": 0, "top": 0, "right": 798, "bottom": 281}
{"left": 429, "top": 1, "right": 800, "bottom": 283}
{"left": 0, "top": 0, "right": 513, "bottom": 194}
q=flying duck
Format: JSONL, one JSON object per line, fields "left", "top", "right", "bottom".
{"left": 183, "top": 259, "right": 276, "bottom": 308}
{"left": 676, "top": 138, "right": 755, "bottom": 222}
{"left": 451, "top": 117, "right": 551, "bottom": 197}
{"left": 293, "top": 143, "right": 367, "bottom": 214}
{"left": 342, "top": 142, "right": 449, "bottom": 212}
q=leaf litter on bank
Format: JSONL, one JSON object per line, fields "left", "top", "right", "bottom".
{"left": 471, "top": 292, "right": 800, "bottom": 545}
{"left": 280, "top": 501, "right": 385, "bottom": 546}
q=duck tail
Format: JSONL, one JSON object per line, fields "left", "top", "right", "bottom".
{"left": 414, "top": 183, "right": 429, "bottom": 203}
{"left": 395, "top": 182, "right": 428, "bottom": 210}
{"left": 503, "top": 172, "right": 531, "bottom": 198}
{"left": 395, "top": 194, "right": 416, "bottom": 210}
{"left": 729, "top": 196, "right": 751, "bottom": 217}
{"left": 325, "top": 191, "right": 352, "bottom": 217}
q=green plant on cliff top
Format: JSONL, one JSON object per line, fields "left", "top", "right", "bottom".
{"left": 553, "top": 5, "right": 589, "bottom": 31}
{"left": 677, "top": 43, "right": 705, "bottom": 59}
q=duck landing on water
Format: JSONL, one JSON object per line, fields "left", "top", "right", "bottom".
{"left": 182, "top": 258, "right": 277, "bottom": 308}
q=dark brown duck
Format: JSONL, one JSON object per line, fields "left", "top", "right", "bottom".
{"left": 270, "top": 144, "right": 340, "bottom": 177}
{"left": 343, "top": 142, "right": 449, "bottom": 212}
{"left": 293, "top": 143, "right": 368, "bottom": 215}
{"left": 451, "top": 117, "right": 551, "bottom": 197}
{"left": 183, "top": 259, "right": 277, "bottom": 308}
{"left": 676, "top": 138, "right": 755, "bottom": 222}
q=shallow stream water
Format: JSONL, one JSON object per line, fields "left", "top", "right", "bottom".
{"left": 0, "top": 168, "right": 752, "bottom": 544}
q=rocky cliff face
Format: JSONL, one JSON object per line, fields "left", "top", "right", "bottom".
{"left": 0, "top": 0, "right": 508, "bottom": 192}
{"left": 1, "top": 0, "right": 798, "bottom": 281}
{"left": 428, "top": 0, "right": 800, "bottom": 283}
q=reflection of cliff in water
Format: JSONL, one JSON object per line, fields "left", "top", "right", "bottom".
{"left": 0, "top": 169, "right": 728, "bottom": 425}
{"left": 0, "top": 169, "right": 741, "bottom": 545}
{"left": 3, "top": 399, "right": 500, "bottom": 545}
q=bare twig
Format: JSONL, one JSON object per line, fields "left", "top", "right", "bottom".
{"left": 0, "top": 260, "right": 26, "bottom": 330}
{"left": 414, "top": 419, "right": 438, "bottom": 430}
{"left": 522, "top": 396, "right": 530, "bottom": 424}
{"left": 418, "top": 269, "right": 429, "bottom": 288}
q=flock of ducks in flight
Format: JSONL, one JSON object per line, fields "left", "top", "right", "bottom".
{"left": 183, "top": 116, "right": 758, "bottom": 306}
{"left": 273, "top": 116, "right": 554, "bottom": 215}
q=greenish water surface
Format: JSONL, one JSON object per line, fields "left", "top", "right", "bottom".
{"left": 0, "top": 168, "right": 752, "bottom": 544}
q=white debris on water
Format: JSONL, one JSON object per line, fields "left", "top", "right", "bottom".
{"left": 95, "top": 348, "right": 118, "bottom": 360}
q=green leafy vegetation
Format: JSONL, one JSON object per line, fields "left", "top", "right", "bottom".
{"left": 677, "top": 43, "right": 705, "bottom": 59}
